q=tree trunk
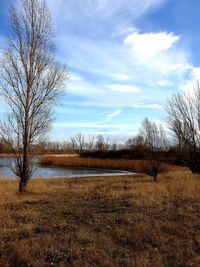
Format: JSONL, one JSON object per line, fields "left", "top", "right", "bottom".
{"left": 153, "top": 175, "right": 158, "bottom": 182}
{"left": 19, "top": 144, "right": 29, "bottom": 192}
{"left": 19, "top": 138, "right": 30, "bottom": 192}
{"left": 19, "top": 93, "right": 30, "bottom": 192}
{"left": 19, "top": 178, "right": 28, "bottom": 192}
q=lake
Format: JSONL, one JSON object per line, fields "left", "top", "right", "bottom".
{"left": 0, "top": 157, "right": 133, "bottom": 179}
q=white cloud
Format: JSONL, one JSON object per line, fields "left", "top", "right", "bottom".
{"left": 53, "top": 122, "right": 132, "bottom": 129}
{"left": 132, "top": 103, "right": 163, "bottom": 110}
{"left": 67, "top": 73, "right": 103, "bottom": 96}
{"left": 180, "top": 67, "right": 200, "bottom": 94}
{"left": 106, "top": 84, "right": 141, "bottom": 93}
{"left": 156, "top": 80, "right": 172, "bottom": 87}
{"left": 70, "top": 73, "right": 84, "bottom": 81}
{"left": 48, "top": 0, "right": 167, "bottom": 27}
{"left": 109, "top": 73, "right": 130, "bottom": 81}
{"left": 124, "top": 31, "right": 179, "bottom": 61}
{"left": 112, "top": 26, "right": 139, "bottom": 38}
{"left": 105, "top": 109, "right": 122, "bottom": 121}
{"left": 190, "top": 67, "right": 200, "bottom": 80}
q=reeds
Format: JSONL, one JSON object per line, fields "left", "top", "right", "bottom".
{"left": 40, "top": 155, "right": 154, "bottom": 173}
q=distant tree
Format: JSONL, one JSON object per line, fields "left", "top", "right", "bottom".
{"left": 105, "top": 136, "right": 110, "bottom": 151}
{"left": 126, "top": 134, "right": 145, "bottom": 150}
{"left": 95, "top": 135, "right": 110, "bottom": 151}
{"left": 95, "top": 135, "right": 104, "bottom": 151}
{"left": 71, "top": 133, "right": 85, "bottom": 152}
{"left": 85, "top": 135, "right": 95, "bottom": 151}
{"left": 0, "top": 0, "right": 68, "bottom": 192}
{"left": 111, "top": 142, "right": 117, "bottom": 151}
{"left": 140, "top": 118, "right": 166, "bottom": 181}
{"left": 166, "top": 82, "right": 200, "bottom": 173}
{"left": 0, "top": 138, "right": 13, "bottom": 153}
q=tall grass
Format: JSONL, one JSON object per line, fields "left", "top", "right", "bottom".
{"left": 39, "top": 155, "right": 158, "bottom": 173}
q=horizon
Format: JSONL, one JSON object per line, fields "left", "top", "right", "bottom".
{"left": 0, "top": 0, "right": 199, "bottom": 142}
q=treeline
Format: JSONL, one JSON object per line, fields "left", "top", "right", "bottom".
{"left": 0, "top": 130, "right": 175, "bottom": 163}
{"left": 33, "top": 134, "right": 121, "bottom": 154}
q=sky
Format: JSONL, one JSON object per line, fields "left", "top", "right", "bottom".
{"left": 0, "top": 0, "right": 200, "bottom": 142}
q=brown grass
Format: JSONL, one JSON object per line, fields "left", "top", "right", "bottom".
{"left": 0, "top": 153, "right": 15, "bottom": 158}
{"left": 39, "top": 155, "right": 172, "bottom": 173}
{"left": 1, "top": 167, "right": 200, "bottom": 266}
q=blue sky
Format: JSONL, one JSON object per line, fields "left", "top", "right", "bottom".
{"left": 0, "top": 0, "right": 200, "bottom": 142}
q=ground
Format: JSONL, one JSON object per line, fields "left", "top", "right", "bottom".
{"left": 1, "top": 167, "right": 200, "bottom": 267}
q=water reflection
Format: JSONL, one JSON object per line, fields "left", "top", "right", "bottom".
{"left": 0, "top": 157, "right": 133, "bottom": 179}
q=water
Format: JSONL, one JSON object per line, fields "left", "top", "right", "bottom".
{"left": 0, "top": 157, "right": 133, "bottom": 180}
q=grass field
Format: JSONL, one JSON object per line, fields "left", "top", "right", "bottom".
{"left": 1, "top": 166, "right": 200, "bottom": 266}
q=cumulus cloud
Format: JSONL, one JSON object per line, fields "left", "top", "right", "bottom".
{"left": 123, "top": 31, "right": 190, "bottom": 77}
{"left": 124, "top": 32, "right": 179, "bottom": 61}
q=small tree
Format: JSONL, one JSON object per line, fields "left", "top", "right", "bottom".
{"left": 0, "top": 0, "right": 68, "bottom": 192}
{"left": 140, "top": 118, "right": 166, "bottom": 181}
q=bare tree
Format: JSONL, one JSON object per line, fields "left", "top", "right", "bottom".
{"left": 111, "top": 142, "right": 117, "bottom": 151}
{"left": 166, "top": 82, "right": 200, "bottom": 173}
{"left": 140, "top": 118, "right": 166, "bottom": 181}
{"left": 85, "top": 135, "right": 95, "bottom": 151}
{"left": 95, "top": 134, "right": 109, "bottom": 151}
{"left": 71, "top": 133, "right": 85, "bottom": 153}
{"left": 0, "top": 0, "right": 68, "bottom": 192}
{"left": 126, "top": 134, "right": 145, "bottom": 150}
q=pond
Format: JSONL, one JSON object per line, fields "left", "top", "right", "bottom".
{"left": 0, "top": 157, "right": 134, "bottom": 180}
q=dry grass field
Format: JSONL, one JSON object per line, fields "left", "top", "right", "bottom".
{"left": 1, "top": 165, "right": 200, "bottom": 266}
